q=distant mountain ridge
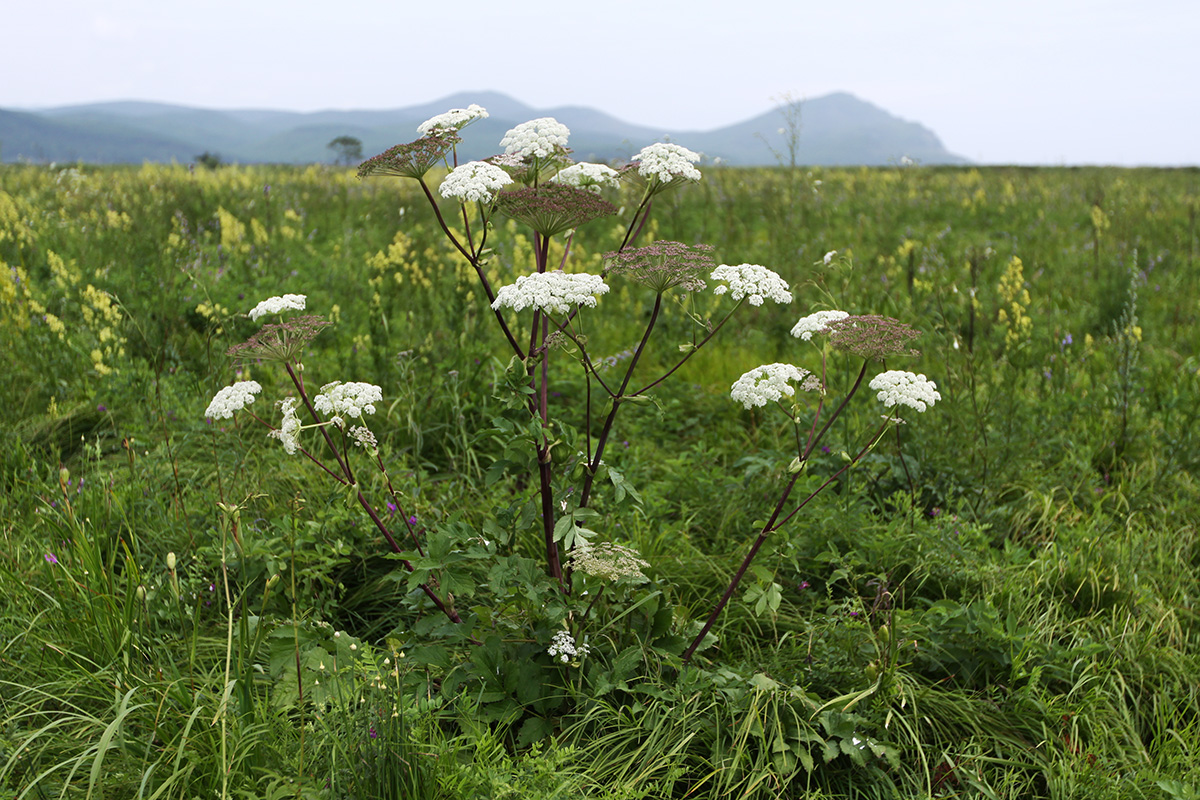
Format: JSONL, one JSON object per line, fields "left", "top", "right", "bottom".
{"left": 0, "top": 91, "right": 968, "bottom": 166}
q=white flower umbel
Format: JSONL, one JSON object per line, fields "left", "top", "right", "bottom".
{"left": 711, "top": 264, "right": 793, "bottom": 306}
{"left": 633, "top": 142, "right": 702, "bottom": 183}
{"left": 869, "top": 370, "right": 942, "bottom": 413}
{"left": 491, "top": 271, "right": 609, "bottom": 315}
{"left": 205, "top": 380, "right": 262, "bottom": 419}
{"left": 248, "top": 294, "right": 306, "bottom": 321}
{"left": 268, "top": 396, "right": 302, "bottom": 455}
{"left": 439, "top": 161, "right": 513, "bottom": 204}
{"left": 500, "top": 117, "right": 570, "bottom": 160}
{"left": 552, "top": 162, "right": 621, "bottom": 193}
{"left": 547, "top": 631, "right": 590, "bottom": 664}
{"left": 313, "top": 381, "right": 383, "bottom": 421}
{"left": 791, "top": 309, "right": 850, "bottom": 341}
{"left": 416, "top": 103, "right": 488, "bottom": 135}
{"left": 730, "top": 363, "right": 809, "bottom": 409}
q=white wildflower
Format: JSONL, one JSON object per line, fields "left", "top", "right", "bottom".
{"left": 416, "top": 103, "right": 488, "bottom": 135}
{"left": 349, "top": 425, "right": 377, "bottom": 451}
{"left": 491, "top": 270, "right": 609, "bottom": 315}
{"left": 869, "top": 370, "right": 941, "bottom": 413}
{"left": 439, "top": 161, "right": 513, "bottom": 204}
{"left": 730, "top": 363, "right": 809, "bottom": 409}
{"left": 791, "top": 309, "right": 850, "bottom": 341}
{"left": 268, "top": 397, "right": 302, "bottom": 454}
{"left": 710, "top": 263, "right": 792, "bottom": 306}
{"left": 314, "top": 382, "right": 382, "bottom": 420}
{"left": 248, "top": 294, "right": 306, "bottom": 321}
{"left": 823, "top": 250, "right": 838, "bottom": 265}
{"left": 633, "top": 142, "right": 702, "bottom": 183}
{"left": 552, "top": 162, "right": 621, "bottom": 193}
{"left": 570, "top": 541, "right": 650, "bottom": 582}
{"left": 500, "top": 117, "right": 570, "bottom": 160}
{"left": 547, "top": 631, "right": 590, "bottom": 664}
{"left": 205, "top": 380, "right": 262, "bottom": 419}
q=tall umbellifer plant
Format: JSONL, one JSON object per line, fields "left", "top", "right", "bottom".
{"left": 203, "top": 102, "right": 941, "bottom": 666}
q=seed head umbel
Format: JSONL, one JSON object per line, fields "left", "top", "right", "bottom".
{"left": 826, "top": 314, "right": 922, "bottom": 360}
{"left": 497, "top": 184, "right": 616, "bottom": 237}
{"left": 604, "top": 241, "right": 714, "bottom": 293}
{"left": 227, "top": 315, "right": 331, "bottom": 364}
{"left": 357, "top": 132, "right": 460, "bottom": 180}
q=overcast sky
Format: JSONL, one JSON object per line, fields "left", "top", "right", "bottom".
{"left": 5, "top": 0, "right": 1196, "bottom": 165}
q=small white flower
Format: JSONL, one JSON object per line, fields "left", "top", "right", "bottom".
{"left": 314, "top": 382, "right": 383, "bottom": 420}
{"left": 248, "top": 294, "right": 306, "bottom": 321}
{"left": 349, "top": 425, "right": 377, "bottom": 451}
{"left": 491, "top": 270, "right": 609, "bottom": 315}
{"left": 552, "top": 162, "right": 621, "bottom": 193}
{"left": 439, "top": 161, "right": 513, "bottom": 204}
{"left": 633, "top": 142, "right": 702, "bottom": 183}
{"left": 823, "top": 250, "right": 838, "bottom": 266}
{"left": 205, "top": 380, "right": 262, "bottom": 419}
{"left": 547, "top": 630, "right": 590, "bottom": 663}
{"left": 416, "top": 103, "right": 488, "bottom": 135}
{"left": 791, "top": 309, "right": 850, "bottom": 341}
{"left": 730, "top": 363, "right": 809, "bottom": 409}
{"left": 500, "top": 117, "right": 571, "bottom": 160}
{"left": 268, "top": 396, "right": 302, "bottom": 454}
{"left": 869, "top": 370, "right": 941, "bottom": 413}
{"left": 710, "top": 264, "right": 792, "bottom": 306}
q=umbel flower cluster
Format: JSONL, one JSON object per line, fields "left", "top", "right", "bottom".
{"left": 569, "top": 541, "right": 650, "bottom": 582}
{"left": 439, "top": 161, "right": 513, "bottom": 204}
{"left": 730, "top": 363, "right": 811, "bottom": 409}
{"left": 547, "top": 631, "right": 590, "bottom": 663}
{"left": 491, "top": 271, "right": 610, "bottom": 315}
{"left": 417, "top": 103, "right": 488, "bottom": 135}
{"left": 869, "top": 370, "right": 942, "bottom": 412}
{"left": 500, "top": 117, "right": 571, "bottom": 160}
{"left": 205, "top": 380, "right": 262, "bottom": 419}
{"left": 710, "top": 263, "right": 794, "bottom": 306}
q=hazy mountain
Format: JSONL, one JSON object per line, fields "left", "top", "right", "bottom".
{"left": 1, "top": 91, "right": 967, "bottom": 166}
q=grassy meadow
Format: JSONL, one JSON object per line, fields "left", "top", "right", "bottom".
{"left": 1, "top": 156, "right": 1199, "bottom": 799}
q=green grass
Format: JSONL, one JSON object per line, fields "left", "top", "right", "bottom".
{"left": 1, "top": 159, "right": 1198, "bottom": 798}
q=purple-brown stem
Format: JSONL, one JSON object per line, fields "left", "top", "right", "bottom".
{"left": 580, "top": 292, "right": 663, "bottom": 508}
{"left": 283, "top": 361, "right": 462, "bottom": 624}
{"left": 680, "top": 360, "right": 875, "bottom": 663}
